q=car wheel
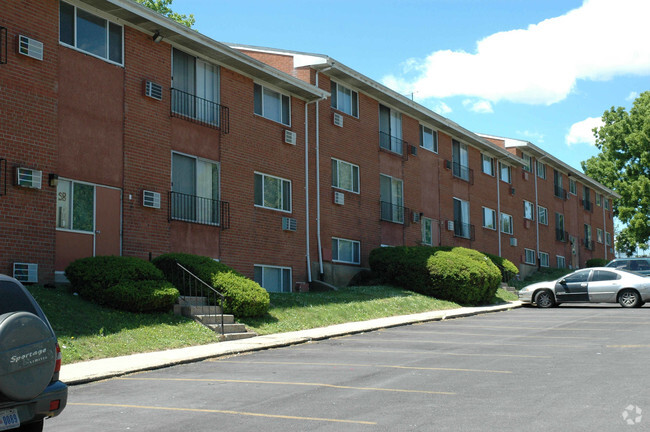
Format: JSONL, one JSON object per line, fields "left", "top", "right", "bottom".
{"left": 18, "top": 419, "right": 44, "bottom": 432}
{"left": 618, "top": 289, "right": 641, "bottom": 308}
{"left": 535, "top": 290, "right": 555, "bottom": 308}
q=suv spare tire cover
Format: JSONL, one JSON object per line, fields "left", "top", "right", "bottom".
{"left": 0, "top": 312, "right": 56, "bottom": 401}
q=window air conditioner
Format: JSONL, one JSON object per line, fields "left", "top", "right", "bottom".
{"left": 142, "top": 190, "right": 161, "bottom": 208}
{"left": 284, "top": 130, "right": 297, "bottom": 145}
{"left": 145, "top": 80, "right": 163, "bottom": 101}
{"left": 333, "top": 191, "right": 345, "bottom": 205}
{"left": 510, "top": 238, "right": 518, "bottom": 247}
{"left": 13, "top": 263, "right": 38, "bottom": 283}
{"left": 412, "top": 211, "right": 421, "bottom": 223}
{"left": 16, "top": 167, "right": 42, "bottom": 189}
{"left": 18, "top": 35, "right": 43, "bottom": 61}
{"left": 282, "top": 217, "right": 297, "bottom": 231}
{"left": 333, "top": 113, "right": 343, "bottom": 127}
{"left": 447, "top": 220, "right": 454, "bottom": 231}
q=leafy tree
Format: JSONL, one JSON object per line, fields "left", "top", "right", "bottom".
{"left": 582, "top": 91, "right": 650, "bottom": 252}
{"left": 135, "top": 0, "right": 195, "bottom": 28}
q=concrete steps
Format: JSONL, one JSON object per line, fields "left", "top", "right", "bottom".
{"left": 173, "top": 296, "right": 256, "bottom": 341}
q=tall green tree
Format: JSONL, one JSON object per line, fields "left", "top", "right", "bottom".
{"left": 135, "top": 0, "right": 195, "bottom": 28}
{"left": 582, "top": 91, "right": 650, "bottom": 255}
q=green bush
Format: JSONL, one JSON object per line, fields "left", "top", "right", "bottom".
{"left": 347, "top": 269, "right": 382, "bottom": 287}
{"left": 65, "top": 256, "right": 166, "bottom": 305}
{"left": 427, "top": 248, "right": 501, "bottom": 305}
{"left": 482, "top": 252, "right": 519, "bottom": 282}
{"left": 105, "top": 280, "right": 179, "bottom": 312}
{"left": 153, "top": 253, "right": 239, "bottom": 294}
{"left": 586, "top": 258, "right": 609, "bottom": 267}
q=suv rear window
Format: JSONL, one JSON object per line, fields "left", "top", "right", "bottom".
{"left": 0, "top": 280, "right": 39, "bottom": 315}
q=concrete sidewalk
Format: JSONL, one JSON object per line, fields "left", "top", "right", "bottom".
{"left": 61, "top": 301, "right": 522, "bottom": 385}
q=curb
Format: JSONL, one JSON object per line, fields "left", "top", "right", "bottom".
{"left": 61, "top": 301, "right": 522, "bottom": 385}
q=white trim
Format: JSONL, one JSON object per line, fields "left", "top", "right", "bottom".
{"left": 524, "top": 248, "right": 536, "bottom": 265}
{"left": 539, "top": 251, "right": 550, "bottom": 267}
{"left": 331, "top": 237, "right": 361, "bottom": 264}
{"left": 482, "top": 207, "right": 497, "bottom": 230}
{"left": 331, "top": 158, "right": 360, "bottom": 194}
{"left": 500, "top": 212, "right": 513, "bottom": 235}
{"left": 254, "top": 171, "right": 292, "bottom": 213}
{"left": 254, "top": 83, "right": 292, "bottom": 126}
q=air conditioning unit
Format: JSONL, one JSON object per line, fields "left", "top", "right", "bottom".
{"left": 333, "top": 191, "right": 345, "bottom": 205}
{"left": 282, "top": 217, "right": 297, "bottom": 231}
{"left": 284, "top": 130, "right": 297, "bottom": 145}
{"left": 142, "top": 190, "right": 161, "bottom": 208}
{"left": 412, "top": 211, "right": 421, "bottom": 223}
{"left": 144, "top": 80, "right": 163, "bottom": 101}
{"left": 445, "top": 160, "right": 452, "bottom": 169}
{"left": 510, "top": 187, "right": 515, "bottom": 195}
{"left": 18, "top": 35, "right": 43, "bottom": 61}
{"left": 16, "top": 167, "right": 42, "bottom": 189}
{"left": 13, "top": 263, "right": 38, "bottom": 284}
{"left": 410, "top": 145, "right": 417, "bottom": 156}
{"left": 524, "top": 219, "right": 531, "bottom": 229}
{"left": 333, "top": 112, "right": 343, "bottom": 127}
{"left": 522, "top": 171, "right": 529, "bottom": 180}
{"left": 510, "top": 238, "right": 518, "bottom": 247}
{"left": 447, "top": 220, "right": 454, "bottom": 231}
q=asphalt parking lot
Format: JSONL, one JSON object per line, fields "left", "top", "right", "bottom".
{"left": 49, "top": 305, "right": 650, "bottom": 431}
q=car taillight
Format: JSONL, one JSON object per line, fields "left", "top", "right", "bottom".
{"left": 54, "top": 343, "right": 62, "bottom": 373}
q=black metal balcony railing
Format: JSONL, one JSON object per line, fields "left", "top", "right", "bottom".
{"left": 449, "top": 161, "right": 473, "bottom": 183}
{"left": 379, "top": 131, "right": 405, "bottom": 155}
{"left": 380, "top": 201, "right": 406, "bottom": 224}
{"left": 169, "top": 191, "right": 230, "bottom": 229}
{"left": 583, "top": 200, "right": 593, "bottom": 212}
{"left": 583, "top": 238, "right": 595, "bottom": 250}
{"left": 556, "top": 228, "right": 568, "bottom": 242}
{"left": 454, "top": 222, "right": 475, "bottom": 240}
{"left": 0, "top": 27, "right": 7, "bottom": 65}
{"left": 171, "top": 88, "right": 230, "bottom": 133}
{"left": 554, "top": 185, "right": 566, "bottom": 199}
{"left": 0, "top": 158, "right": 6, "bottom": 196}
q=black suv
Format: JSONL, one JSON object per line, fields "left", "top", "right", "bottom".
{"left": 606, "top": 258, "right": 650, "bottom": 275}
{"left": 0, "top": 275, "right": 67, "bottom": 431}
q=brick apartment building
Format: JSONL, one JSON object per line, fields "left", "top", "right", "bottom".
{"left": 0, "top": 0, "right": 617, "bottom": 290}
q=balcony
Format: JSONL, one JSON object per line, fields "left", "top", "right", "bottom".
{"left": 554, "top": 185, "right": 566, "bottom": 199}
{"left": 379, "top": 131, "right": 406, "bottom": 156}
{"left": 169, "top": 191, "right": 230, "bottom": 229}
{"left": 454, "top": 221, "right": 475, "bottom": 240}
{"left": 171, "top": 88, "right": 230, "bottom": 133}
{"left": 582, "top": 200, "right": 593, "bottom": 212}
{"left": 583, "top": 238, "right": 595, "bottom": 251}
{"left": 446, "top": 160, "right": 473, "bottom": 183}
{"left": 556, "top": 229, "right": 568, "bottom": 242}
{"left": 380, "top": 201, "right": 406, "bottom": 224}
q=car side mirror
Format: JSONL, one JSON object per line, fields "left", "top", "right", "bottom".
{"left": 559, "top": 279, "right": 567, "bottom": 285}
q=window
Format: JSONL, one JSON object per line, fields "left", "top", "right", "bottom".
{"left": 254, "top": 84, "right": 290, "bottom": 125}
{"left": 254, "top": 172, "right": 291, "bottom": 212}
{"left": 380, "top": 174, "right": 404, "bottom": 223}
{"left": 536, "top": 161, "right": 546, "bottom": 179}
{"left": 584, "top": 224, "right": 592, "bottom": 246}
{"left": 597, "top": 228, "right": 603, "bottom": 243}
{"left": 331, "top": 81, "right": 358, "bottom": 117}
{"left": 422, "top": 217, "right": 433, "bottom": 245}
{"left": 555, "top": 212, "right": 565, "bottom": 241}
{"left": 332, "top": 238, "right": 361, "bottom": 264}
{"left": 420, "top": 125, "right": 438, "bottom": 153}
{"left": 332, "top": 158, "right": 359, "bottom": 193}
{"left": 500, "top": 213, "right": 513, "bottom": 235}
{"left": 565, "top": 270, "right": 591, "bottom": 283}
{"left": 556, "top": 255, "right": 566, "bottom": 269}
{"left": 499, "top": 162, "right": 511, "bottom": 184}
{"left": 379, "top": 104, "right": 403, "bottom": 154}
{"left": 569, "top": 178, "right": 577, "bottom": 195}
{"left": 554, "top": 170, "right": 564, "bottom": 197}
{"left": 172, "top": 48, "right": 220, "bottom": 125}
{"left": 605, "top": 198, "right": 610, "bottom": 210}
{"left": 56, "top": 180, "right": 94, "bottom": 232}
{"left": 539, "top": 252, "right": 549, "bottom": 267}
{"left": 583, "top": 186, "right": 592, "bottom": 210}
{"left": 254, "top": 265, "right": 291, "bottom": 293}
{"left": 453, "top": 198, "right": 471, "bottom": 239}
{"left": 524, "top": 249, "right": 536, "bottom": 265}
{"left": 171, "top": 153, "right": 221, "bottom": 225}
{"left": 606, "top": 232, "right": 612, "bottom": 246}
{"left": 596, "top": 193, "right": 602, "bottom": 206}
{"left": 452, "top": 140, "right": 470, "bottom": 181}
{"left": 538, "top": 206, "right": 548, "bottom": 225}
{"left": 522, "top": 153, "right": 533, "bottom": 172}
{"left": 59, "top": 1, "right": 123, "bottom": 64}
{"left": 483, "top": 207, "right": 496, "bottom": 230}
{"left": 481, "top": 154, "right": 494, "bottom": 176}
{"left": 592, "top": 270, "right": 621, "bottom": 282}
{"left": 523, "top": 201, "right": 535, "bottom": 221}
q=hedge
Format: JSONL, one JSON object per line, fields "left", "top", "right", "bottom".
{"left": 586, "top": 258, "right": 609, "bottom": 267}
{"left": 105, "top": 280, "right": 179, "bottom": 312}
{"left": 482, "top": 252, "right": 519, "bottom": 282}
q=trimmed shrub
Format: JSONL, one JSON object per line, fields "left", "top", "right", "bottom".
{"left": 482, "top": 252, "right": 519, "bottom": 282}
{"left": 105, "top": 280, "right": 179, "bottom": 312}
{"left": 347, "top": 269, "right": 382, "bottom": 287}
{"left": 153, "top": 253, "right": 239, "bottom": 293}
{"left": 65, "top": 256, "right": 166, "bottom": 305}
{"left": 212, "top": 272, "right": 270, "bottom": 317}
{"left": 586, "top": 258, "right": 609, "bottom": 267}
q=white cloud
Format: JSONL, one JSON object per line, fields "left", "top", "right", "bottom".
{"left": 382, "top": 0, "right": 650, "bottom": 106}
{"left": 516, "top": 130, "right": 545, "bottom": 144}
{"left": 566, "top": 117, "right": 604, "bottom": 146}
{"left": 626, "top": 91, "right": 639, "bottom": 101}
{"left": 430, "top": 101, "right": 452, "bottom": 115}
{"left": 462, "top": 99, "right": 493, "bottom": 113}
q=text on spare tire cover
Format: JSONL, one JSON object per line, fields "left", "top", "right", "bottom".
{"left": 10, "top": 348, "right": 49, "bottom": 366}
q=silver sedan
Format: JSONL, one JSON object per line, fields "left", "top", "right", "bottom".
{"left": 518, "top": 267, "right": 650, "bottom": 308}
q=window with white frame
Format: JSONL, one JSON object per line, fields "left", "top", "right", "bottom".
{"left": 556, "top": 255, "right": 566, "bottom": 269}
{"left": 453, "top": 197, "right": 471, "bottom": 239}
{"left": 499, "top": 162, "right": 511, "bottom": 184}
{"left": 605, "top": 198, "right": 610, "bottom": 210}
{"left": 606, "top": 232, "right": 612, "bottom": 246}
{"left": 483, "top": 207, "right": 496, "bottom": 230}
{"left": 482, "top": 154, "right": 494, "bottom": 176}
{"left": 379, "top": 104, "right": 403, "bottom": 154}
{"left": 536, "top": 161, "right": 546, "bottom": 179}
{"left": 597, "top": 228, "right": 603, "bottom": 243}
{"left": 330, "top": 81, "right": 358, "bottom": 117}
{"left": 254, "top": 172, "right": 291, "bottom": 212}
{"left": 420, "top": 125, "right": 438, "bottom": 153}
{"left": 332, "top": 237, "right": 361, "bottom": 264}
{"left": 56, "top": 180, "right": 94, "bottom": 232}
{"left": 522, "top": 153, "right": 533, "bottom": 172}
{"left": 172, "top": 153, "right": 221, "bottom": 225}
{"left": 59, "top": 1, "right": 123, "bottom": 64}
{"left": 524, "top": 248, "right": 536, "bottom": 265}
{"left": 172, "top": 48, "right": 220, "bottom": 125}
{"left": 539, "top": 252, "right": 550, "bottom": 267}
{"left": 332, "top": 158, "right": 360, "bottom": 193}
{"left": 380, "top": 174, "right": 404, "bottom": 223}
{"left": 501, "top": 212, "right": 513, "bottom": 235}
{"left": 452, "top": 140, "right": 470, "bottom": 181}
{"left": 254, "top": 83, "right": 291, "bottom": 125}
{"left": 422, "top": 217, "right": 433, "bottom": 245}
{"left": 538, "top": 205, "right": 548, "bottom": 225}
{"left": 569, "top": 178, "right": 577, "bottom": 195}
{"left": 523, "top": 201, "right": 535, "bottom": 221}
{"left": 254, "top": 265, "right": 291, "bottom": 293}
{"left": 596, "top": 193, "right": 601, "bottom": 206}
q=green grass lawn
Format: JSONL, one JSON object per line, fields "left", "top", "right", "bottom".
{"left": 29, "top": 285, "right": 516, "bottom": 364}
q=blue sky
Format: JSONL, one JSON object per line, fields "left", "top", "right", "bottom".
{"left": 173, "top": 0, "right": 650, "bottom": 172}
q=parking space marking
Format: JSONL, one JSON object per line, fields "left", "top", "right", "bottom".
{"left": 426, "top": 324, "right": 629, "bottom": 332}
{"left": 117, "top": 377, "right": 454, "bottom": 395}
{"left": 68, "top": 403, "right": 376, "bottom": 425}
{"left": 297, "top": 346, "right": 552, "bottom": 359}
{"left": 383, "top": 330, "right": 606, "bottom": 340}
{"left": 365, "top": 338, "right": 593, "bottom": 349}
{"left": 606, "top": 344, "right": 650, "bottom": 348}
{"left": 210, "top": 360, "right": 512, "bottom": 374}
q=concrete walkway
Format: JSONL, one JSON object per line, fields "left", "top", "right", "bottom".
{"left": 61, "top": 301, "right": 522, "bottom": 385}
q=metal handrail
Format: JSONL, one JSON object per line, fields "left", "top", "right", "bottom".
{"left": 169, "top": 191, "right": 230, "bottom": 229}
{"left": 454, "top": 222, "right": 475, "bottom": 240}
{"left": 171, "top": 88, "right": 229, "bottom": 133}
{"left": 556, "top": 229, "right": 568, "bottom": 242}
{"left": 554, "top": 185, "right": 566, "bottom": 199}
{"left": 380, "top": 200, "right": 406, "bottom": 224}
{"left": 174, "top": 261, "right": 224, "bottom": 338}
{"left": 451, "top": 161, "right": 473, "bottom": 183}
{"left": 379, "top": 131, "right": 405, "bottom": 155}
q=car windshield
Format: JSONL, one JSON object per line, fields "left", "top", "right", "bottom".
{"left": 0, "top": 280, "right": 39, "bottom": 315}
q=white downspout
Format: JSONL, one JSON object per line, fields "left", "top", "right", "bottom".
{"left": 534, "top": 160, "right": 540, "bottom": 261}
{"left": 603, "top": 195, "right": 607, "bottom": 260}
{"left": 305, "top": 102, "right": 312, "bottom": 282}
{"left": 314, "top": 68, "right": 332, "bottom": 280}
{"left": 496, "top": 159, "right": 501, "bottom": 256}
